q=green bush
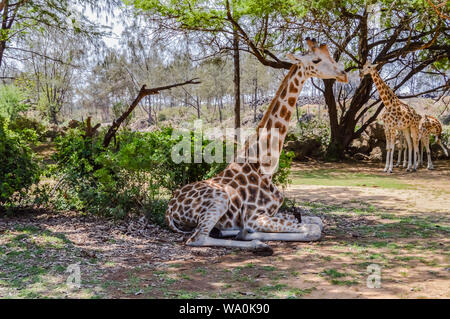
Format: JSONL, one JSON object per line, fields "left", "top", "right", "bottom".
{"left": 51, "top": 126, "right": 293, "bottom": 220}
{"left": 51, "top": 127, "right": 229, "bottom": 219}
{"left": 0, "top": 116, "right": 40, "bottom": 205}
{"left": 8, "top": 115, "right": 47, "bottom": 144}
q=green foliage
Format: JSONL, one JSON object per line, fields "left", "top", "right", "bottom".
{"left": 272, "top": 150, "right": 294, "bottom": 189}
{"left": 8, "top": 116, "right": 47, "bottom": 144}
{"left": 51, "top": 127, "right": 228, "bottom": 219}
{"left": 0, "top": 85, "right": 30, "bottom": 121}
{"left": 0, "top": 116, "right": 40, "bottom": 205}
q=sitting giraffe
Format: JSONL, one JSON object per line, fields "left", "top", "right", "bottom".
{"left": 361, "top": 61, "right": 421, "bottom": 173}
{"left": 418, "top": 115, "right": 448, "bottom": 170}
{"left": 165, "top": 38, "right": 348, "bottom": 252}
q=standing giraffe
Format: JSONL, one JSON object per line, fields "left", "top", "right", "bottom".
{"left": 360, "top": 61, "right": 421, "bottom": 173}
{"left": 165, "top": 38, "right": 348, "bottom": 252}
{"left": 419, "top": 115, "right": 448, "bottom": 170}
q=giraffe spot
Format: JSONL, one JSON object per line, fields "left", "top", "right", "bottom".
{"left": 232, "top": 196, "right": 242, "bottom": 208}
{"left": 289, "top": 82, "right": 298, "bottom": 93}
{"left": 280, "top": 105, "right": 287, "bottom": 118}
{"left": 272, "top": 101, "right": 280, "bottom": 114}
{"left": 187, "top": 190, "right": 197, "bottom": 197}
{"left": 248, "top": 185, "right": 258, "bottom": 202}
{"left": 238, "top": 187, "right": 247, "bottom": 201}
{"left": 182, "top": 185, "right": 193, "bottom": 192}
{"left": 248, "top": 172, "right": 259, "bottom": 185}
{"left": 288, "top": 97, "right": 296, "bottom": 107}
{"left": 184, "top": 198, "right": 192, "bottom": 205}
{"left": 242, "top": 164, "right": 251, "bottom": 174}
{"left": 257, "top": 191, "right": 270, "bottom": 206}
{"left": 298, "top": 71, "right": 303, "bottom": 77}
{"left": 224, "top": 169, "right": 234, "bottom": 178}
{"left": 235, "top": 174, "right": 247, "bottom": 185}
{"left": 285, "top": 110, "right": 292, "bottom": 121}
{"left": 229, "top": 181, "right": 239, "bottom": 189}
{"left": 294, "top": 78, "right": 299, "bottom": 86}
{"left": 267, "top": 118, "right": 272, "bottom": 129}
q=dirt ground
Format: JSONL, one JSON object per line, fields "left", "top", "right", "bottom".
{"left": 0, "top": 161, "right": 449, "bottom": 299}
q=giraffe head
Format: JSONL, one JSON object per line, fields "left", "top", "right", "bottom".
{"left": 360, "top": 61, "right": 379, "bottom": 77}
{"left": 287, "top": 38, "right": 348, "bottom": 83}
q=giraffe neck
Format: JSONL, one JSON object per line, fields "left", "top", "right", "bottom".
{"left": 258, "top": 63, "right": 307, "bottom": 144}
{"left": 370, "top": 70, "right": 399, "bottom": 109}
{"left": 244, "top": 63, "right": 308, "bottom": 175}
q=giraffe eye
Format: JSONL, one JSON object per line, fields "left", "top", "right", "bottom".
{"left": 312, "top": 59, "right": 321, "bottom": 64}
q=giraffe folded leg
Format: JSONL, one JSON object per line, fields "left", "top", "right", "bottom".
{"left": 184, "top": 198, "right": 272, "bottom": 253}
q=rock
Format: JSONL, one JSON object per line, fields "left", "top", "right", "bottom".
{"left": 369, "top": 146, "right": 383, "bottom": 161}
{"left": 353, "top": 153, "right": 370, "bottom": 161}
{"left": 350, "top": 138, "right": 370, "bottom": 154}
{"left": 285, "top": 139, "right": 323, "bottom": 161}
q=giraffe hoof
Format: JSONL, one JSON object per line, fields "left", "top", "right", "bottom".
{"left": 251, "top": 240, "right": 273, "bottom": 256}
{"left": 427, "top": 167, "right": 434, "bottom": 170}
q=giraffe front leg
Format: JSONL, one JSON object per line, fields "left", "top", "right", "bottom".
{"left": 388, "top": 134, "right": 395, "bottom": 173}
{"left": 237, "top": 215, "right": 321, "bottom": 242}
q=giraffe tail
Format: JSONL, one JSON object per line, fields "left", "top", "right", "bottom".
{"left": 435, "top": 134, "right": 449, "bottom": 157}
{"left": 165, "top": 210, "right": 195, "bottom": 234}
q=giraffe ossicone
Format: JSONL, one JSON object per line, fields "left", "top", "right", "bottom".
{"left": 165, "top": 38, "right": 348, "bottom": 253}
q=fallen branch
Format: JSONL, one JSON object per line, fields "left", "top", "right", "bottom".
{"left": 103, "top": 78, "right": 201, "bottom": 148}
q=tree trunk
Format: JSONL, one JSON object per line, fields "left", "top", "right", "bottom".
{"left": 0, "top": 41, "right": 6, "bottom": 70}
{"left": 233, "top": 26, "right": 241, "bottom": 130}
